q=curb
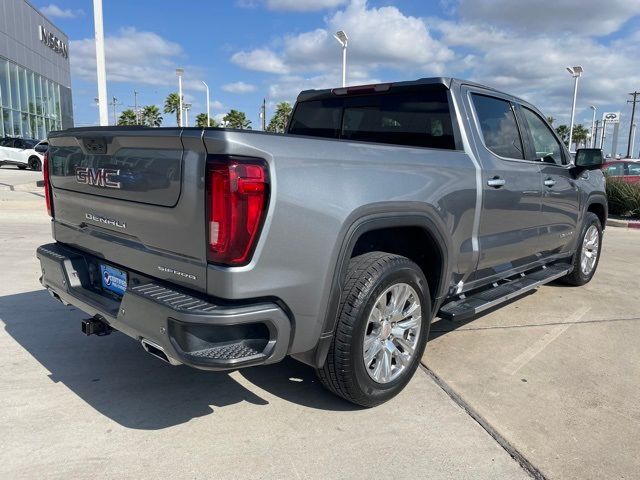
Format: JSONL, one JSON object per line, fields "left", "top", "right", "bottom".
{"left": 607, "top": 218, "right": 640, "bottom": 229}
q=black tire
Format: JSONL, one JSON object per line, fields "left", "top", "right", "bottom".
{"left": 17, "top": 164, "right": 27, "bottom": 170}
{"left": 316, "top": 252, "right": 431, "bottom": 407}
{"left": 561, "top": 212, "right": 602, "bottom": 286}
{"left": 28, "top": 157, "right": 42, "bottom": 171}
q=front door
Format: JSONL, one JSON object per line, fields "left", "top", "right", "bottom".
{"left": 518, "top": 105, "right": 579, "bottom": 257}
{"left": 463, "top": 90, "right": 543, "bottom": 282}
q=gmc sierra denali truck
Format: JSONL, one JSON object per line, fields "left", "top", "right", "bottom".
{"left": 37, "top": 78, "right": 607, "bottom": 406}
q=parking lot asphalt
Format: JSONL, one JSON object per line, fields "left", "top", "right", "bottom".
{"left": 424, "top": 226, "right": 640, "bottom": 479}
{"left": 0, "top": 167, "right": 529, "bottom": 479}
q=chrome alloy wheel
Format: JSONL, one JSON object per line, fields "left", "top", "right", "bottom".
{"left": 580, "top": 224, "right": 600, "bottom": 276}
{"left": 362, "top": 283, "right": 422, "bottom": 384}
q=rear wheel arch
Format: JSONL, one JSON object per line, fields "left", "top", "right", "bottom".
{"left": 304, "top": 209, "right": 452, "bottom": 369}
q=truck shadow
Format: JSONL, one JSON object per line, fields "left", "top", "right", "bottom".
{"left": 0, "top": 290, "right": 358, "bottom": 430}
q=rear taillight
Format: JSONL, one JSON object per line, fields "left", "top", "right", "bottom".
{"left": 43, "top": 151, "right": 53, "bottom": 217}
{"left": 206, "top": 156, "right": 269, "bottom": 266}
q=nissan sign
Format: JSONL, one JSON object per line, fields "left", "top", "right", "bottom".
{"left": 602, "top": 112, "right": 620, "bottom": 123}
{"left": 39, "top": 25, "right": 69, "bottom": 59}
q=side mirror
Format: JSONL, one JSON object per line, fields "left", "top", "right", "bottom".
{"left": 574, "top": 148, "right": 604, "bottom": 171}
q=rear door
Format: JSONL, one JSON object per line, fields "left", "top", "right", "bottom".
{"left": 518, "top": 105, "right": 579, "bottom": 257}
{"left": 462, "top": 88, "right": 543, "bottom": 282}
{"left": 47, "top": 128, "right": 209, "bottom": 292}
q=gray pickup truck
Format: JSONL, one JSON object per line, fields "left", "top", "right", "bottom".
{"left": 37, "top": 78, "right": 607, "bottom": 406}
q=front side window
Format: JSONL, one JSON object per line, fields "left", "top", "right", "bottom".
{"left": 522, "top": 107, "right": 565, "bottom": 165}
{"left": 472, "top": 94, "right": 524, "bottom": 159}
{"left": 606, "top": 163, "right": 624, "bottom": 176}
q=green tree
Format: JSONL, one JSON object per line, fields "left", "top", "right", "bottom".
{"left": 223, "top": 109, "right": 251, "bottom": 129}
{"left": 195, "top": 113, "right": 218, "bottom": 128}
{"left": 141, "top": 105, "right": 163, "bottom": 127}
{"left": 117, "top": 109, "right": 138, "bottom": 126}
{"left": 164, "top": 92, "right": 181, "bottom": 126}
{"left": 555, "top": 125, "right": 570, "bottom": 146}
{"left": 266, "top": 102, "right": 292, "bottom": 133}
{"left": 572, "top": 124, "right": 589, "bottom": 148}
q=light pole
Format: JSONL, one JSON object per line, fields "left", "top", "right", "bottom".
{"left": 566, "top": 66, "right": 583, "bottom": 152}
{"left": 631, "top": 123, "right": 637, "bottom": 158}
{"left": 202, "top": 81, "right": 210, "bottom": 127}
{"left": 176, "top": 68, "right": 184, "bottom": 127}
{"left": 184, "top": 103, "right": 192, "bottom": 127}
{"left": 334, "top": 30, "right": 348, "bottom": 87}
{"left": 589, "top": 105, "right": 597, "bottom": 148}
{"left": 93, "top": 0, "right": 108, "bottom": 125}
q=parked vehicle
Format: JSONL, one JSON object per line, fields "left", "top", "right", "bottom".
{"left": 0, "top": 137, "right": 44, "bottom": 170}
{"left": 602, "top": 159, "right": 640, "bottom": 184}
{"left": 37, "top": 78, "right": 607, "bottom": 406}
{"left": 34, "top": 140, "right": 49, "bottom": 155}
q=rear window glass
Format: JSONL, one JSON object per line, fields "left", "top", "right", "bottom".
{"left": 288, "top": 86, "right": 456, "bottom": 150}
{"left": 472, "top": 94, "right": 524, "bottom": 159}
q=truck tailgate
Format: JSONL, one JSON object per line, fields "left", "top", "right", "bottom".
{"left": 47, "top": 128, "right": 208, "bottom": 292}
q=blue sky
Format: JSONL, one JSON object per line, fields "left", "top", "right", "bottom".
{"left": 37, "top": 0, "right": 640, "bottom": 154}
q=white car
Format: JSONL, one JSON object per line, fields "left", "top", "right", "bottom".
{"left": 0, "top": 137, "right": 45, "bottom": 171}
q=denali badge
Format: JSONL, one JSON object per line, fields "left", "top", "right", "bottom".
{"left": 157, "top": 266, "right": 197, "bottom": 280}
{"left": 76, "top": 167, "right": 121, "bottom": 189}
{"left": 85, "top": 213, "right": 126, "bottom": 229}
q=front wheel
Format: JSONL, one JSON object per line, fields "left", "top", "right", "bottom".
{"left": 17, "top": 164, "right": 27, "bottom": 170}
{"left": 28, "top": 157, "right": 42, "bottom": 171}
{"left": 316, "top": 252, "right": 431, "bottom": 407}
{"left": 561, "top": 212, "right": 602, "bottom": 286}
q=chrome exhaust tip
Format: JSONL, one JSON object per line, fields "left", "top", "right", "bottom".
{"left": 141, "top": 339, "right": 181, "bottom": 366}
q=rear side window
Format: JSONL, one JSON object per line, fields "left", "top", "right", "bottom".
{"left": 627, "top": 163, "right": 640, "bottom": 176}
{"left": 472, "top": 94, "right": 524, "bottom": 159}
{"left": 288, "top": 86, "right": 456, "bottom": 150}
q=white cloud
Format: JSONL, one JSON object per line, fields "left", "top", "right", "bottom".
{"left": 456, "top": 0, "right": 639, "bottom": 36}
{"left": 221, "top": 81, "right": 257, "bottom": 93}
{"left": 40, "top": 4, "right": 84, "bottom": 19}
{"left": 232, "top": 0, "right": 452, "bottom": 79}
{"left": 71, "top": 28, "right": 206, "bottom": 90}
{"left": 266, "top": 0, "right": 347, "bottom": 11}
{"left": 231, "top": 49, "right": 289, "bottom": 74}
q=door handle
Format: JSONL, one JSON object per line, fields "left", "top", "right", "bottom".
{"left": 487, "top": 177, "right": 506, "bottom": 188}
{"left": 544, "top": 178, "right": 556, "bottom": 187}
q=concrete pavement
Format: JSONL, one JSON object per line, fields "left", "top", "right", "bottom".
{"left": 0, "top": 169, "right": 529, "bottom": 479}
{"left": 424, "top": 227, "right": 640, "bottom": 479}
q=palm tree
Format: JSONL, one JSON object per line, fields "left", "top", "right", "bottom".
{"left": 117, "top": 109, "right": 138, "bottom": 126}
{"left": 223, "top": 109, "right": 251, "bottom": 129}
{"left": 142, "top": 105, "right": 163, "bottom": 127}
{"left": 546, "top": 116, "right": 555, "bottom": 125}
{"left": 195, "top": 113, "right": 218, "bottom": 128}
{"left": 266, "top": 102, "right": 292, "bottom": 133}
{"left": 572, "top": 124, "right": 589, "bottom": 148}
{"left": 555, "top": 125, "right": 570, "bottom": 146}
{"left": 164, "top": 92, "right": 181, "bottom": 126}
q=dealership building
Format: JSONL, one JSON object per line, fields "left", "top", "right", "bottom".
{"left": 0, "top": 0, "right": 73, "bottom": 139}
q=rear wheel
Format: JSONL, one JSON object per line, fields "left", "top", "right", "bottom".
{"left": 316, "top": 252, "right": 431, "bottom": 407}
{"left": 28, "top": 157, "right": 42, "bottom": 171}
{"left": 561, "top": 212, "right": 602, "bottom": 286}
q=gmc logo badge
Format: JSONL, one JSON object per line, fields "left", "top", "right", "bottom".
{"left": 76, "top": 167, "right": 121, "bottom": 189}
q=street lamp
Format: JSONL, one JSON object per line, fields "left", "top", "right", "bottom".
{"left": 184, "top": 103, "right": 192, "bottom": 127}
{"left": 202, "top": 81, "right": 210, "bottom": 127}
{"left": 566, "top": 65, "right": 583, "bottom": 151}
{"left": 176, "top": 68, "right": 184, "bottom": 127}
{"left": 334, "top": 30, "right": 348, "bottom": 87}
{"left": 590, "top": 105, "right": 597, "bottom": 148}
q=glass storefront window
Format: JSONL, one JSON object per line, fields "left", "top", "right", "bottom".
{"left": 9, "top": 64, "right": 20, "bottom": 112}
{"left": 0, "top": 59, "right": 10, "bottom": 108}
{"left": 0, "top": 57, "right": 66, "bottom": 139}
